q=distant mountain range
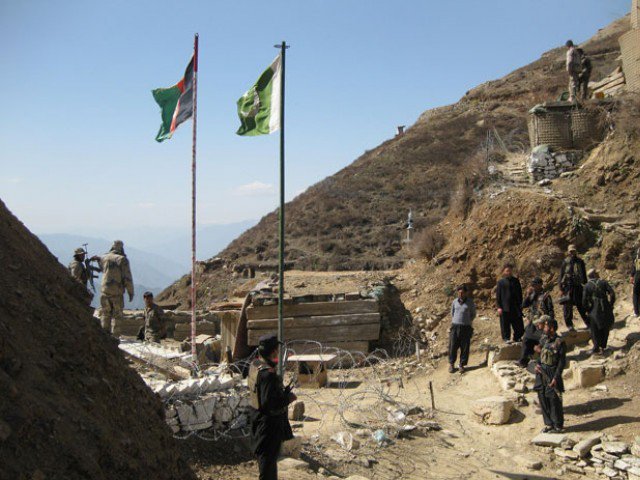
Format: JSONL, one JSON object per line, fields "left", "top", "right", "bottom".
{"left": 38, "top": 220, "right": 255, "bottom": 309}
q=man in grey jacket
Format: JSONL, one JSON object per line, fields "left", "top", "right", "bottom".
{"left": 449, "top": 284, "right": 476, "bottom": 374}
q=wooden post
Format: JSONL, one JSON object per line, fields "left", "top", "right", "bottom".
{"left": 429, "top": 381, "right": 436, "bottom": 410}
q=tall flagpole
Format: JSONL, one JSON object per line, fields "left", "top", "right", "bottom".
{"left": 276, "top": 41, "right": 288, "bottom": 376}
{"left": 190, "top": 33, "right": 199, "bottom": 367}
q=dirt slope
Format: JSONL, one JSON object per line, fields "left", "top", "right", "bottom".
{"left": 0, "top": 199, "right": 194, "bottom": 480}
{"left": 160, "top": 16, "right": 629, "bottom": 308}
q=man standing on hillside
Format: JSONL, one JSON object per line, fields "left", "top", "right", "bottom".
{"left": 496, "top": 263, "right": 524, "bottom": 343}
{"left": 583, "top": 269, "right": 616, "bottom": 356}
{"left": 141, "top": 291, "right": 166, "bottom": 343}
{"left": 519, "top": 277, "right": 554, "bottom": 367}
{"left": 559, "top": 245, "right": 589, "bottom": 331}
{"left": 248, "top": 334, "right": 296, "bottom": 480}
{"left": 566, "top": 40, "right": 582, "bottom": 102}
{"left": 448, "top": 284, "right": 476, "bottom": 374}
{"left": 68, "top": 247, "right": 90, "bottom": 290}
{"left": 522, "top": 277, "right": 555, "bottom": 321}
{"left": 534, "top": 319, "right": 566, "bottom": 433}
{"left": 577, "top": 48, "right": 592, "bottom": 101}
{"left": 93, "top": 240, "right": 134, "bottom": 334}
{"left": 631, "top": 248, "right": 640, "bottom": 317}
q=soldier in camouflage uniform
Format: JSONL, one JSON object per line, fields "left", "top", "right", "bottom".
{"left": 566, "top": 40, "right": 582, "bottom": 102}
{"left": 68, "top": 247, "right": 90, "bottom": 289}
{"left": 94, "top": 240, "right": 134, "bottom": 334}
{"left": 142, "top": 291, "right": 166, "bottom": 343}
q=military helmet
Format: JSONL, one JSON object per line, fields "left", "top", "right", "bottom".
{"left": 74, "top": 247, "right": 85, "bottom": 255}
{"left": 566, "top": 40, "right": 574, "bottom": 47}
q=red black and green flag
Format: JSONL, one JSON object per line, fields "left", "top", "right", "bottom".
{"left": 152, "top": 56, "right": 195, "bottom": 142}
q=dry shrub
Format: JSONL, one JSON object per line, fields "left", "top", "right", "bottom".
{"left": 450, "top": 152, "right": 488, "bottom": 219}
{"left": 411, "top": 228, "right": 446, "bottom": 260}
{"left": 612, "top": 93, "right": 640, "bottom": 142}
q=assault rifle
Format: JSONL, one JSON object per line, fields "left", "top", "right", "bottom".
{"left": 527, "top": 360, "right": 563, "bottom": 400}
{"left": 81, "top": 244, "right": 101, "bottom": 293}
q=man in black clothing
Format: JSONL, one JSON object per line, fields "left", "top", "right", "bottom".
{"left": 522, "top": 277, "right": 555, "bottom": 320}
{"left": 534, "top": 320, "right": 566, "bottom": 433}
{"left": 583, "top": 269, "right": 616, "bottom": 356}
{"left": 496, "top": 263, "right": 524, "bottom": 342}
{"left": 559, "top": 245, "right": 589, "bottom": 330}
{"left": 631, "top": 248, "right": 640, "bottom": 317}
{"left": 518, "top": 315, "right": 548, "bottom": 368}
{"left": 248, "top": 334, "right": 296, "bottom": 480}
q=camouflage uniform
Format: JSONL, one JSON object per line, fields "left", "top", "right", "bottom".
{"left": 566, "top": 46, "right": 582, "bottom": 102}
{"left": 98, "top": 241, "right": 134, "bottom": 333}
{"left": 68, "top": 251, "right": 89, "bottom": 288}
{"left": 144, "top": 303, "right": 166, "bottom": 342}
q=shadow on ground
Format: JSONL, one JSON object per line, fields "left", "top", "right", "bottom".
{"left": 565, "top": 397, "right": 632, "bottom": 415}
{"left": 567, "top": 415, "right": 638, "bottom": 433}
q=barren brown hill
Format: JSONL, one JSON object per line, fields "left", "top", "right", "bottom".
{"left": 159, "top": 16, "right": 629, "bottom": 309}
{"left": 0, "top": 199, "right": 194, "bottom": 480}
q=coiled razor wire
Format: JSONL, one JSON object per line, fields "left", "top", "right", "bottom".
{"left": 127, "top": 336, "right": 435, "bottom": 446}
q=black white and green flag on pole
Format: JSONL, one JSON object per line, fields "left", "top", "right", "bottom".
{"left": 236, "top": 55, "right": 282, "bottom": 136}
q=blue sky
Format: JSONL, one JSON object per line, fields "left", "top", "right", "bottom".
{"left": 0, "top": 0, "right": 629, "bottom": 235}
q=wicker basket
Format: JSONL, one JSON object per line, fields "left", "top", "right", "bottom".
{"left": 528, "top": 112, "right": 573, "bottom": 150}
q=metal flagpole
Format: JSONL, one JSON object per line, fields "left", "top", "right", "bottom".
{"left": 190, "top": 33, "right": 199, "bottom": 369}
{"left": 275, "top": 41, "right": 288, "bottom": 376}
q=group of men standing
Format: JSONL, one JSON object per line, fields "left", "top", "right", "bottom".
{"left": 566, "top": 40, "right": 592, "bottom": 102}
{"left": 447, "top": 243, "right": 632, "bottom": 432}
{"left": 68, "top": 240, "right": 166, "bottom": 342}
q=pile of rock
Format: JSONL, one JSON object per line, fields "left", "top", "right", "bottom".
{"left": 527, "top": 147, "right": 582, "bottom": 182}
{"left": 533, "top": 433, "right": 640, "bottom": 479}
{"left": 165, "top": 389, "right": 250, "bottom": 434}
{"left": 145, "top": 372, "right": 250, "bottom": 435}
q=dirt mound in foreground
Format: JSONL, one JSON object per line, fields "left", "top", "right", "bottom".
{"left": 0, "top": 199, "right": 194, "bottom": 480}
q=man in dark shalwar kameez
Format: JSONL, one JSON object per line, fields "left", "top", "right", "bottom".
{"left": 533, "top": 319, "right": 567, "bottom": 433}
{"left": 248, "top": 334, "right": 296, "bottom": 480}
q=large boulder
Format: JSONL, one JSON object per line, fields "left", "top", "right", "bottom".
{"left": 471, "top": 396, "right": 514, "bottom": 424}
{"left": 572, "top": 363, "right": 605, "bottom": 388}
{"left": 488, "top": 343, "right": 522, "bottom": 367}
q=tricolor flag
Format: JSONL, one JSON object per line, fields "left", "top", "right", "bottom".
{"left": 236, "top": 55, "right": 282, "bottom": 136}
{"left": 152, "top": 56, "right": 195, "bottom": 142}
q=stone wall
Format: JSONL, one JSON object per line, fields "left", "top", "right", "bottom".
{"left": 527, "top": 149, "right": 583, "bottom": 182}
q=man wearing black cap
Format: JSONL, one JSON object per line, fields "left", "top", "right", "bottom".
{"left": 248, "top": 334, "right": 296, "bottom": 480}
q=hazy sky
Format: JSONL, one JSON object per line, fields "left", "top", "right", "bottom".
{"left": 0, "top": 0, "right": 629, "bottom": 235}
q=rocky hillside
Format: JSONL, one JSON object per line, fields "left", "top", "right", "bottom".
{"left": 159, "top": 16, "right": 629, "bottom": 308}
{"left": 0, "top": 199, "right": 194, "bottom": 480}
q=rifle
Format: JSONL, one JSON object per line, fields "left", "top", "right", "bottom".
{"left": 81, "top": 244, "right": 101, "bottom": 293}
{"left": 527, "top": 361, "right": 563, "bottom": 400}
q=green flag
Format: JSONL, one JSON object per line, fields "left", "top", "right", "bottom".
{"left": 236, "top": 55, "right": 282, "bottom": 136}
